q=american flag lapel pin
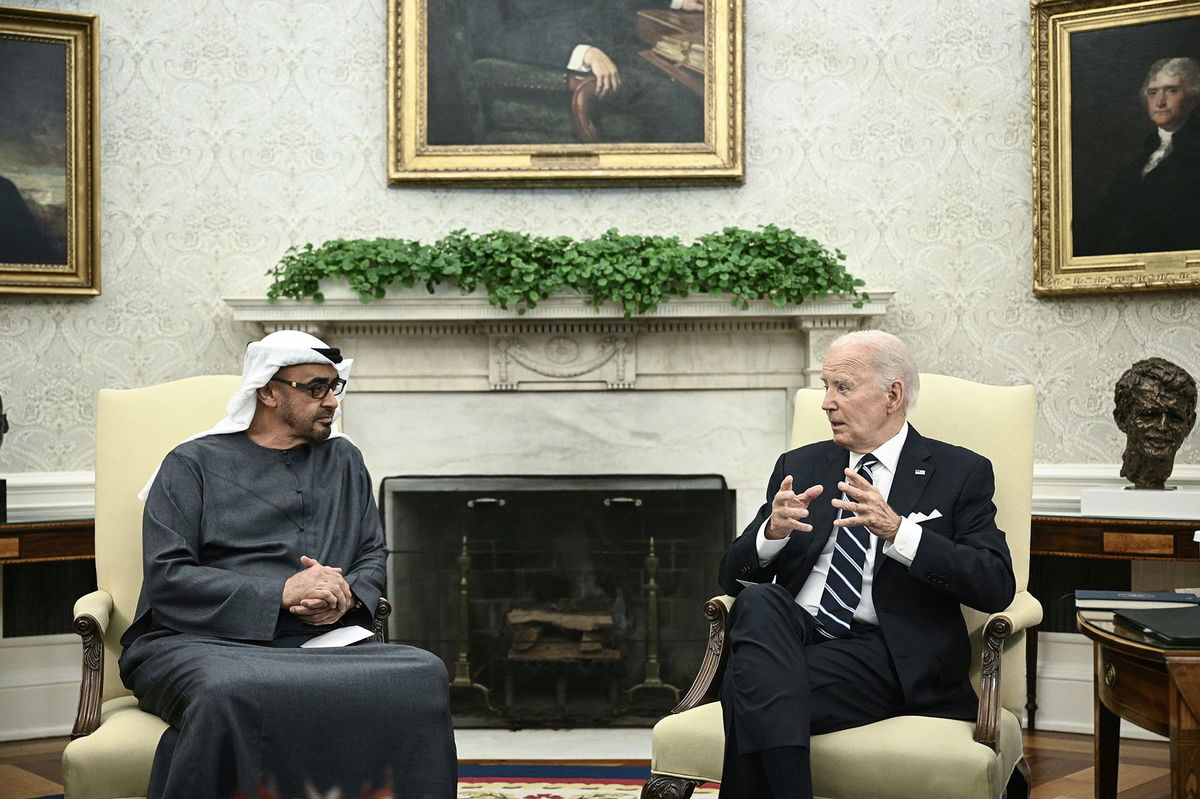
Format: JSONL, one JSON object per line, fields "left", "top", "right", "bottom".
{"left": 915, "top": 469, "right": 926, "bottom": 475}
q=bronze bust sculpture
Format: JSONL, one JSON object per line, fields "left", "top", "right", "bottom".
{"left": 1113, "top": 357, "right": 1197, "bottom": 489}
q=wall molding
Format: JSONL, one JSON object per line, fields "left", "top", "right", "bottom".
{"left": 9, "top": 463, "right": 1198, "bottom": 520}
{"left": 1, "top": 471, "right": 95, "bottom": 523}
{"left": 1032, "top": 463, "right": 1200, "bottom": 515}
{"left": 1, "top": 463, "right": 1196, "bottom": 741}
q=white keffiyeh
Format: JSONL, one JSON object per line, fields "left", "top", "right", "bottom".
{"left": 138, "top": 330, "right": 354, "bottom": 500}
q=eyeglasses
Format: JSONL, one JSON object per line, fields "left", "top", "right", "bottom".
{"left": 269, "top": 377, "right": 346, "bottom": 399}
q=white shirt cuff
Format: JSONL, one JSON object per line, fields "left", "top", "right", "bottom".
{"left": 567, "top": 44, "right": 592, "bottom": 72}
{"left": 882, "top": 517, "right": 922, "bottom": 565}
{"left": 670, "top": 0, "right": 685, "bottom": 8}
{"left": 755, "top": 519, "right": 789, "bottom": 566}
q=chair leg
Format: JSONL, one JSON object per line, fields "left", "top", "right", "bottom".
{"left": 1004, "top": 756, "right": 1031, "bottom": 799}
{"left": 641, "top": 774, "right": 703, "bottom": 799}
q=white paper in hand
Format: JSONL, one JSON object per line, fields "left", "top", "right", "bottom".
{"left": 299, "top": 625, "right": 374, "bottom": 648}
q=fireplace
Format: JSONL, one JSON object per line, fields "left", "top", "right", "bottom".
{"left": 381, "top": 474, "right": 733, "bottom": 725}
{"left": 227, "top": 290, "right": 891, "bottom": 725}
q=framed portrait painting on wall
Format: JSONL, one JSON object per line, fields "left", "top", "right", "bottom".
{"left": 0, "top": 6, "right": 99, "bottom": 295}
{"left": 388, "top": 0, "right": 744, "bottom": 186}
{"left": 1033, "top": 0, "right": 1200, "bottom": 294}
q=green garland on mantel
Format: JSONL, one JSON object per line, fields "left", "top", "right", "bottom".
{"left": 265, "top": 225, "right": 867, "bottom": 317}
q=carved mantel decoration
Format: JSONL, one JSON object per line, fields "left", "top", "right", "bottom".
{"left": 490, "top": 329, "right": 635, "bottom": 391}
{"left": 225, "top": 292, "right": 894, "bottom": 394}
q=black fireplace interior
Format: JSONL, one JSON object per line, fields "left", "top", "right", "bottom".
{"left": 380, "top": 474, "right": 734, "bottom": 727}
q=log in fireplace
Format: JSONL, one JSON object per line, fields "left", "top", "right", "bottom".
{"left": 380, "top": 474, "right": 733, "bottom": 727}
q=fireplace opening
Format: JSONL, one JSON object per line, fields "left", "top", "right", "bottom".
{"left": 380, "top": 474, "right": 734, "bottom": 727}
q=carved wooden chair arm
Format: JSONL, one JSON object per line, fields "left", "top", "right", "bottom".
{"left": 372, "top": 596, "right": 393, "bottom": 643}
{"left": 972, "top": 591, "right": 1042, "bottom": 751}
{"left": 566, "top": 73, "right": 600, "bottom": 143}
{"left": 71, "top": 589, "right": 114, "bottom": 739}
{"left": 669, "top": 595, "right": 735, "bottom": 714}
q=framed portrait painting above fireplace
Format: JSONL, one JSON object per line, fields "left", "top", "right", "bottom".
{"left": 388, "top": 0, "right": 744, "bottom": 186}
{"left": 1033, "top": 0, "right": 1200, "bottom": 295}
{"left": 0, "top": 7, "right": 99, "bottom": 295}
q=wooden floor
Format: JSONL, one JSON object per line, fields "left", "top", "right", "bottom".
{"left": 0, "top": 730, "right": 1175, "bottom": 799}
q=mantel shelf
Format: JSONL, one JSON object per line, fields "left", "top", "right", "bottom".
{"left": 223, "top": 289, "right": 894, "bottom": 395}
{"left": 225, "top": 290, "right": 894, "bottom": 328}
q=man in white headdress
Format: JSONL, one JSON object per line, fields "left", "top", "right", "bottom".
{"left": 120, "top": 330, "right": 457, "bottom": 799}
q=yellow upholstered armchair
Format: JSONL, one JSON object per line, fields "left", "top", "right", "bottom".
{"left": 642, "top": 374, "right": 1040, "bottom": 799}
{"left": 62, "top": 376, "right": 392, "bottom": 799}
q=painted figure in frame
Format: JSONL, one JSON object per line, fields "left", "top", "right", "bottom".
{"left": 1075, "top": 57, "right": 1200, "bottom": 256}
{"left": 0, "top": 36, "right": 68, "bottom": 265}
{"left": 427, "top": 0, "right": 705, "bottom": 145}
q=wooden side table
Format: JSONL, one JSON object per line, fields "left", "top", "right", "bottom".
{"left": 0, "top": 518, "right": 95, "bottom": 563}
{"left": 1077, "top": 612, "right": 1200, "bottom": 799}
{"left": 1027, "top": 514, "right": 1200, "bottom": 730}
{"left": 0, "top": 519, "right": 96, "bottom": 636}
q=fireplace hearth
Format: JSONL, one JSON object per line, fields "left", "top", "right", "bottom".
{"left": 381, "top": 474, "right": 733, "bottom": 727}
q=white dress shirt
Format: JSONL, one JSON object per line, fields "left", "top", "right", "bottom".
{"left": 754, "top": 422, "right": 923, "bottom": 626}
{"left": 1142, "top": 128, "right": 1175, "bottom": 177}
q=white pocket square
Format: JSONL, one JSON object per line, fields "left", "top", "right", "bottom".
{"left": 907, "top": 509, "right": 943, "bottom": 523}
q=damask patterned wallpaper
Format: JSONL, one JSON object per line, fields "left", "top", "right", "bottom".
{"left": 0, "top": 0, "right": 1197, "bottom": 473}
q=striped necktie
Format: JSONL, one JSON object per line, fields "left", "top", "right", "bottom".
{"left": 815, "top": 453, "right": 879, "bottom": 639}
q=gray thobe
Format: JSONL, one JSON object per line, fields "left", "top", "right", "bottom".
{"left": 120, "top": 433, "right": 456, "bottom": 799}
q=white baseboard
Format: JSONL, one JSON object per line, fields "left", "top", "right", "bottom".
{"left": 0, "top": 634, "right": 79, "bottom": 741}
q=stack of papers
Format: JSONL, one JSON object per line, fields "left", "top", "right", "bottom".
{"left": 1074, "top": 589, "right": 1200, "bottom": 610}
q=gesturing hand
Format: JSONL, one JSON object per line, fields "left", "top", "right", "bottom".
{"left": 831, "top": 467, "right": 901, "bottom": 541}
{"left": 282, "top": 555, "right": 354, "bottom": 626}
{"left": 766, "top": 475, "right": 825, "bottom": 540}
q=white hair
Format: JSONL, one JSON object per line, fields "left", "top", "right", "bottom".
{"left": 1143, "top": 57, "right": 1200, "bottom": 102}
{"left": 828, "top": 329, "right": 919, "bottom": 412}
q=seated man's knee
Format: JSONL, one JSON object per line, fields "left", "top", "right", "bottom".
{"left": 733, "top": 582, "right": 792, "bottom": 616}
{"left": 415, "top": 647, "right": 450, "bottom": 683}
{"left": 729, "top": 583, "right": 802, "bottom": 639}
{"left": 400, "top": 647, "right": 452, "bottom": 699}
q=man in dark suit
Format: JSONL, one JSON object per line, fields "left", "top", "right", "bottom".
{"left": 716, "top": 330, "right": 1015, "bottom": 799}
{"left": 458, "top": 0, "right": 704, "bottom": 142}
{"left": 1075, "top": 57, "right": 1200, "bottom": 256}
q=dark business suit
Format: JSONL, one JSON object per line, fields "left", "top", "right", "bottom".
{"left": 1075, "top": 116, "right": 1200, "bottom": 256}
{"left": 717, "top": 426, "right": 1015, "bottom": 797}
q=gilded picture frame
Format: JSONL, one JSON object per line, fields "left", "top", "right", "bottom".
{"left": 0, "top": 6, "right": 99, "bottom": 295}
{"left": 388, "top": 0, "right": 744, "bottom": 186}
{"left": 1033, "top": 0, "right": 1200, "bottom": 295}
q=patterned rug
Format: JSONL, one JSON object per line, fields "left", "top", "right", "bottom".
{"left": 458, "top": 762, "right": 719, "bottom": 798}
{"left": 28, "top": 763, "right": 721, "bottom": 799}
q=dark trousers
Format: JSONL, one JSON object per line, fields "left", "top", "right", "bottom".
{"left": 718, "top": 583, "right": 905, "bottom": 799}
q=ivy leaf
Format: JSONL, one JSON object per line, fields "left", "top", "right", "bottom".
{"left": 265, "top": 226, "right": 863, "bottom": 317}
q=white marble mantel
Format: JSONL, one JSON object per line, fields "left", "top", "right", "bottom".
{"left": 224, "top": 290, "right": 892, "bottom": 527}
{"left": 225, "top": 290, "right": 893, "bottom": 392}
